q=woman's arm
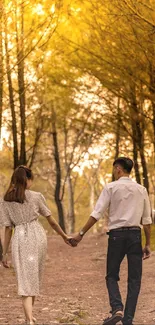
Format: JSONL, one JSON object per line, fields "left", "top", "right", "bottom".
{"left": 2, "top": 226, "right": 12, "bottom": 268}
{"left": 46, "top": 215, "right": 74, "bottom": 245}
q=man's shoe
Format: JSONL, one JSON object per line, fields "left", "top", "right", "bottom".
{"left": 103, "top": 311, "right": 123, "bottom": 325}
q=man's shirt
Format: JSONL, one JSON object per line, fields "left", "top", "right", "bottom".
{"left": 91, "top": 177, "right": 152, "bottom": 230}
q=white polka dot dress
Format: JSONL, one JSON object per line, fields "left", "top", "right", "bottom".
{"left": 0, "top": 190, "right": 51, "bottom": 296}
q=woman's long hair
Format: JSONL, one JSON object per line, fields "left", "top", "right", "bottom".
{"left": 4, "top": 166, "right": 33, "bottom": 203}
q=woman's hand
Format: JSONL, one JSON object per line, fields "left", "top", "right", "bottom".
{"left": 2, "top": 254, "right": 10, "bottom": 268}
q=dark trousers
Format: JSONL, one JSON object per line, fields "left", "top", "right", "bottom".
{"left": 106, "top": 229, "right": 142, "bottom": 325}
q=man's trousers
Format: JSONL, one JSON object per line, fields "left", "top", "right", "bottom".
{"left": 106, "top": 228, "right": 143, "bottom": 325}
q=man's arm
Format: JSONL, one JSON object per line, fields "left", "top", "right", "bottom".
{"left": 71, "top": 186, "right": 110, "bottom": 246}
{"left": 73, "top": 217, "right": 97, "bottom": 244}
{"left": 143, "top": 224, "right": 151, "bottom": 260}
{"left": 143, "top": 224, "right": 151, "bottom": 246}
{"left": 141, "top": 189, "right": 152, "bottom": 260}
{"left": 80, "top": 216, "right": 98, "bottom": 233}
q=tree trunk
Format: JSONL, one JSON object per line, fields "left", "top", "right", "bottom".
{"left": 112, "top": 97, "right": 121, "bottom": 181}
{"left": 135, "top": 115, "right": 149, "bottom": 191}
{"left": 51, "top": 107, "right": 66, "bottom": 232}
{"left": 130, "top": 84, "right": 149, "bottom": 192}
{"left": 132, "top": 142, "right": 141, "bottom": 184}
{"left": 0, "top": 0, "right": 3, "bottom": 138}
{"left": 5, "top": 20, "right": 19, "bottom": 169}
{"left": 63, "top": 127, "right": 75, "bottom": 233}
{"left": 90, "top": 182, "right": 98, "bottom": 233}
{"left": 139, "top": 146, "right": 149, "bottom": 191}
{"left": 149, "top": 62, "right": 155, "bottom": 168}
{"left": 115, "top": 97, "right": 121, "bottom": 159}
{"left": 16, "top": 1, "right": 26, "bottom": 165}
{"left": 66, "top": 173, "right": 75, "bottom": 234}
{"left": 131, "top": 119, "right": 141, "bottom": 184}
{"left": 28, "top": 127, "right": 42, "bottom": 168}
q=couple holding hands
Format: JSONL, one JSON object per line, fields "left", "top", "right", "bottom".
{"left": 1, "top": 158, "right": 152, "bottom": 325}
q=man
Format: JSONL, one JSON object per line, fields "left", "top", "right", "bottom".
{"left": 73, "top": 157, "right": 152, "bottom": 325}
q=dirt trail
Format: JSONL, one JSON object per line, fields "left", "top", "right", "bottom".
{"left": 0, "top": 234, "right": 155, "bottom": 325}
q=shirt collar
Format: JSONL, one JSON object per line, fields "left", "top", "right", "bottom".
{"left": 118, "top": 177, "right": 132, "bottom": 181}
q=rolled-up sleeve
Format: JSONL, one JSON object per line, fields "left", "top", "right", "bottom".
{"left": 38, "top": 193, "right": 51, "bottom": 217}
{"left": 91, "top": 185, "right": 111, "bottom": 221}
{"left": 141, "top": 189, "right": 152, "bottom": 225}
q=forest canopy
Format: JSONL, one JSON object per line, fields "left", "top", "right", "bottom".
{"left": 0, "top": 0, "right": 155, "bottom": 232}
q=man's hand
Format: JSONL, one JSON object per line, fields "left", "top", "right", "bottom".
{"left": 72, "top": 233, "right": 83, "bottom": 244}
{"left": 143, "top": 245, "right": 151, "bottom": 260}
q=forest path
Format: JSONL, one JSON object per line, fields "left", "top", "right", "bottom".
{"left": 0, "top": 234, "right": 155, "bottom": 325}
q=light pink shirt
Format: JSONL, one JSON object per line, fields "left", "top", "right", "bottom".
{"left": 91, "top": 177, "right": 152, "bottom": 230}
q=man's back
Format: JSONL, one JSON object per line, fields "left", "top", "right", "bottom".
{"left": 107, "top": 177, "right": 150, "bottom": 230}
{"left": 91, "top": 176, "right": 151, "bottom": 230}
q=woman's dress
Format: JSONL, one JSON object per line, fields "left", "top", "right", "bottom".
{"left": 0, "top": 190, "right": 51, "bottom": 296}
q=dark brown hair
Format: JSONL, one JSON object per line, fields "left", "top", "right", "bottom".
{"left": 113, "top": 157, "right": 133, "bottom": 174}
{"left": 4, "top": 165, "right": 33, "bottom": 203}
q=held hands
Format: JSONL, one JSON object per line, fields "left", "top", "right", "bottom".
{"left": 72, "top": 233, "right": 83, "bottom": 245}
{"left": 143, "top": 245, "right": 151, "bottom": 260}
{"left": 63, "top": 235, "right": 78, "bottom": 247}
{"left": 63, "top": 233, "right": 83, "bottom": 247}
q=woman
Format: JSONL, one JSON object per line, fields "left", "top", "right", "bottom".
{"left": 0, "top": 165, "right": 73, "bottom": 324}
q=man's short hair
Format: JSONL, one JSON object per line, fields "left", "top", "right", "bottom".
{"left": 113, "top": 157, "right": 134, "bottom": 174}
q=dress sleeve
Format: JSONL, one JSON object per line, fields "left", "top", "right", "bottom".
{"left": 38, "top": 193, "right": 51, "bottom": 217}
{"left": 0, "top": 201, "right": 14, "bottom": 227}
